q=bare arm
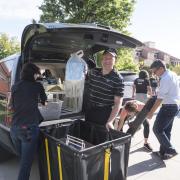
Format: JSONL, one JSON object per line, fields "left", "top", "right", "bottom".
{"left": 132, "top": 84, "right": 136, "bottom": 98}
{"left": 106, "top": 96, "right": 123, "bottom": 130}
{"left": 117, "top": 109, "right": 127, "bottom": 131}
{"left": 147, "top": 85, "right": 152, "bottom": 97}
{"left": 117, "top": 117, "right": 124, "bottom": 131}
{"left": 7, "top": 92, "right": 13, "bottom": 111}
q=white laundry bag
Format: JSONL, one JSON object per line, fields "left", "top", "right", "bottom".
{"left": 65, "top": 50, "right": 88, "bottom": 112}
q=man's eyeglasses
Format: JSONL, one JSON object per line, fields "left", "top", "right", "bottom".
{"left": 153, "top": 68, "right": 160, "bottom": 74}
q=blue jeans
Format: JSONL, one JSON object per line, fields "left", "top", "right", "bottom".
{"left": 10, "top": 124, "right": 39, "bottom": 180}
{"left": 153, "top": 105, "right": 179, "bottom": 154}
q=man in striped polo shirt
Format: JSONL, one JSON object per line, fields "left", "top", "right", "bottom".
{"left": 85, "top": 48, "right": 124, "bottom": 130}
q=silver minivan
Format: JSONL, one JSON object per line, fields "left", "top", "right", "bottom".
{"left": 0, "top": 23, "right": 142, "bottom": 156}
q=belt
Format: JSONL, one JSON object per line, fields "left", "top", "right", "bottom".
{"left": 162, "top": 104, "right": 177, "bottom": 107}
{"left": 90, "top": 103, "right": 112, "bottom": 108}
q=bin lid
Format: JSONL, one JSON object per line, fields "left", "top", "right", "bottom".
{"left": 39, "top": 118, "right": 74, "bottom": 127}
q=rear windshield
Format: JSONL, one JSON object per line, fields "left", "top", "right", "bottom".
{"left": 120, "top": 73, "right": 138, "bottom": 82}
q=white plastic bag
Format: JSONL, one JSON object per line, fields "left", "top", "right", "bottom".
{"left": 65, "top": 50, "right": 88, "bottom": 112}
{"left": 65, "top": 50, "right": 87, "bottom": 81}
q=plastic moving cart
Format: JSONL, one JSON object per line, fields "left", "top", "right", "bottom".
{"left": 39, "top": 120, "right": 131, "bottom": 180}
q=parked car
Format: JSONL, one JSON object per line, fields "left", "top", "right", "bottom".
{"left": 0, "top": 23, "right": 142, "bottom": 155}
{"left": 119, "top": 71, "right": 138, "bottom": 98}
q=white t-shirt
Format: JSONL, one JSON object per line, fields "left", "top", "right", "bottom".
{"left": 158, "top": 70, "right": 180, "bottom": 105}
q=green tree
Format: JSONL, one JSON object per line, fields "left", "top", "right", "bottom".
{"left": 39, "top": 0, "right": 135, "bottom": 31}
{"left": 39, "top": 0, "right": 139, "bottom": 71}
{"left": 168, "top": 64, "right": 180, "bottom": 75}
{"left": 115, "top": 48, "right": 139, "bottom": 72}
{"left": 0, "top": 33, "right": 20, "bottom": 59}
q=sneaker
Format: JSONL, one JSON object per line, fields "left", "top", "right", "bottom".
{"left": 162, "top": 152, "right": 178, "bottom": 160}
{"left": 144, "top": 143, "right": 153, "bottom": 151}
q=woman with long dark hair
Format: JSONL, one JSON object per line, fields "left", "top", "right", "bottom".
{"left": 132, "top": 70, "right": 152, "bottom": 103}
{"left": 132, "top": 70, "right": 152, "bottom": 151}
{"left": 9, "top": 62, "right": 47, "bottom": 180}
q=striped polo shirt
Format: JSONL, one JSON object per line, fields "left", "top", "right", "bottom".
{"left": 88, "top": 68, "right": 124, "bottom": 107}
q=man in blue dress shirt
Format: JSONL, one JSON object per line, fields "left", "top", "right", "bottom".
{"left": 147, "top": 60, "right": 180, "bottom": 160}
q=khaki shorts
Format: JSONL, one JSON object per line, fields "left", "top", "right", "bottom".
{"left": 135, "top": 93, "right": 148, "bottom": 103}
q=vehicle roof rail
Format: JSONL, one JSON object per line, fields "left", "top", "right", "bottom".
{"left": 80, "top": 23, "right": 111, "bottom": 30}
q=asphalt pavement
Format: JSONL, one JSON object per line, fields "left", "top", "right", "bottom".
{"left": 0, "top": 113, "right": 180, "bottom": 180}
{"left": 128, "top": 112, "right": 180, "bottom": 180}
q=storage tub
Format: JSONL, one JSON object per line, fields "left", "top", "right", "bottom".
{"left": 38, "top": 101, "right": 63, "bottom": 121}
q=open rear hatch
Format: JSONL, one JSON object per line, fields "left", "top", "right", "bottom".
{"left": 20, "top": 23, "right": 143, "bottom": 117}
{"left": 21, "top": 23, "right": 142, "bottom": 63}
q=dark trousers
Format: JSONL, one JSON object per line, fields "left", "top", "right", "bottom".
{"left": 126, "top": 116, "right": 149, "bottom": 138}
{"left": 143, "top": 119, "right": 149, "bottom": 139}
{"left": 85, "top": 106, "right": 112, "bottom": 126}
{"left": 10, "top": 124, "right": 39, "bottom": 180}
{"left": 153, "top": 105, "right": 179, "bottom": 154}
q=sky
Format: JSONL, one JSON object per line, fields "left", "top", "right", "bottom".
{"left": 0, "top": 0, "right": 180, "bottom": 58}
{"left": 0, "top": 0, "right": 43, "bottom": 39}
{"left": 128, "top": 0, "right": 180, "bottom": 58}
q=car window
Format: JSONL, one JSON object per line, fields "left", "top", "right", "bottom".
{"left": 119, "top": 72, "right": 137, "bottom": 98}
{"left": 120, "top": 72, "right": 138, "bottom": 82}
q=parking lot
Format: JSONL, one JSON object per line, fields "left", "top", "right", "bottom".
{"left": 0, "top": 113, "right": 180, "bottom": 180}
{"left": 0, "top": 155, "right": 39, "bottom": 180}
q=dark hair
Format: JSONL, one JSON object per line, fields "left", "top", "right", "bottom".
{"left": 139, "top": 70, "right": 149, "bottom": 79}
{"left": 150, "top": 60, "right": 166, "bottom": 69}
{"left": 124, "top": 102, "right": 138, "bottom": 113}
{"left": 43, "top": 69, "right": 52, "bottom": 78}
{"left": 20, "top": 62, "right": 40, "bottom": 81}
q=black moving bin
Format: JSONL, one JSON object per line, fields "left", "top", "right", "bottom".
{"left": 39, "top": 120, "right": 131, "bottom": 180}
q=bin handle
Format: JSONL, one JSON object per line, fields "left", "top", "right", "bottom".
{"left": 107, "top": 130, "right": 115, "bottom": 149}
{"left": 108, "top": 131, "right": 113, "bottom": 141}
{"left": 66, "top": 135, "right": 85, "bottom": 150}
